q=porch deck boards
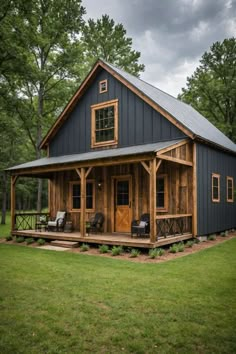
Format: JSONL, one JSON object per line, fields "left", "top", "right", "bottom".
{"left": 12, "top": 229, "right": 193, "bottom": 248}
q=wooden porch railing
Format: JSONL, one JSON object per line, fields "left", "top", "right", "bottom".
{"left": 15, "top": 213, "right": 49, "bottom": 231}
{"left": 156, "top": 214, "right": 192, "bottom": 238}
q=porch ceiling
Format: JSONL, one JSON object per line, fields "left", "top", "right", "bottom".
{"left": 7, "top": 139, "right": 187, "bottom": 175}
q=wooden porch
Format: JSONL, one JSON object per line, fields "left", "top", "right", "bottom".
{"left": 12, "top": 228, "right": 193, "bottom": 249}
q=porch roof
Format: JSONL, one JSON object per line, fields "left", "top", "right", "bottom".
{"left": 8, "top": 139, "right": 184, "bottom": 172}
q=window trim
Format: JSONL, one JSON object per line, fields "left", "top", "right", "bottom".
{"left": 91, "top": 99, "right": 118, "bottom": 148}
{"left": 212, "top": 173, "right": 220, "bottom": 203}
{"left": 226, "top": 176, "right": 234, "bottom": 203}
{"left": 99, "top": 79, "right": 108, "bottom": 94}
{"left": 69, "top": 180, "right": 95, "bottom": 212}
{"left": 156, "top": 174, "right": 168, "bottom": 212}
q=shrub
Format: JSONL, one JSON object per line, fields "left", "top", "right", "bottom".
{"left": 169, "top": 244, "right": 179, "bottom": 253}
{"left": 37, "top": 238, "right": 46, "bottom": 246}
{"left": 208, "top": 234, "right": 216, "bottom": 241}
{"left": 149, "top": 248, "right": 158, "bottom": 259}
{"left": 220, "top": 232, "right": 226, "bottom": 237}
{"left": 111, "top": 246, "right": 123, "bottom": 256}
{"left": 178, "top": 242, "right": 185, "bottom": 252}
{"left": 5, "top": 235, "right": 13, "bottom": 241}
{"left": 15, "top": 236, "right": 25, "bottom": 243}
{"left": 99, "top": 244, "right": 109, "bottom": 254}
{"left": 185, "top": 240, "right": 194, "bottom": 248}
{"left": 194, "top": 237, "right": 200, "bottom": 244}
{"left": 130, "top": 249, "right": 140, "bottom": 258}
{"left": 80, "top": 243, "right": 90, "bottom": 252}
{"left": 26, "top": 238, "right": 34, "bottom": 245}
{"left": 157, "top": 248, "right": 165, "bottom": 256}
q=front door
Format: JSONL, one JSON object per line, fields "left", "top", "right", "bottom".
{"left": 114, "top": 177, "right": 132, "bottom": 232}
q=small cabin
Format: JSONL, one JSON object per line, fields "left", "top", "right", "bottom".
{"left": 8, "top": 59, "right": 236, "bottom": 248}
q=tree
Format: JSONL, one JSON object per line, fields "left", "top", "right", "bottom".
{"left": 179, "top": 38, "right": 236, "bottom": 142}
{"left": 81, "top": 15, "right": 145, "bottom": 77}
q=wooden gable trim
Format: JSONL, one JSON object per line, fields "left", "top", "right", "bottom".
{"left": 40, "top": 60, "right": 194, "bottom": 149}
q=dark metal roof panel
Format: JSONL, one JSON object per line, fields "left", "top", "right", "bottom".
{"left": 8, "top": 139, "right": 183, "bottom": 171}
{"left": 105, "top": 61, "right": 236, "bottom": 153}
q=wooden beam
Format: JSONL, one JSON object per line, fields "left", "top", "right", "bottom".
{"left": 192, "top": 143, "right": 197, "bottom": 236}
{"left": 103, "top": 166, "right": 108, "bottom": 232}
{"left": 157, "top": 154, "right": 193, "bottom": 166}
{"left": 85, "top": 166, "right": 93, "bottom": 179}
{"left": 134, "top": 164, "right": 139, "bottom": 220}
{"left": 156, "top": 159, "right": 162, "bottom": 173}
{"left": 80, "top": 167, "right": 86, "bottom": 237}
{"left": 75, "top": 168, "right": 81, "bottom": 178}
{"left": 157, "top": 139, "right": 189, "bottom": 155}
{"left": 149, "top": 158, "right": 157, "bottom": 243}
{"left": 11, "top": 175, "right": 18, "bottom": 232}
{"left": 141, "top": 161, "right": 151, "bottom": 175}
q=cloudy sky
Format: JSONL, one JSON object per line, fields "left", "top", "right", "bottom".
{"left": 83, "top": 0, "right": 236, "bottom": 97}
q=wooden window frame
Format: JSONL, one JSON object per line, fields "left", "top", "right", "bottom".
{"left": 212, "top": 173, "right": 220, "bottom": 203}
{"left": 99, "top": 79, "right": 108, "bottom": 94}
{"left": 69, "top": 180, "right": 95, "bottom": 212}
{"left": 156, "top": 174, "right": 168, "bottom": 212}
{"left": 91, "top": 99, "right": 118, "bottom": 148}
{"left": 226, "top": 176, "right": 234, "bottom": 203}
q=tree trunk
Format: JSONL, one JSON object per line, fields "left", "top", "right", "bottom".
{"left": 36, "top": 79, "right": 44, "bottom": 213}
{"left": 1, "top": 171, "right": 7, "bottom": 225}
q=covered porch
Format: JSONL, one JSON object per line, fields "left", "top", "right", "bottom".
{"left": 9, "top": 139, "right": 197, "bottom": 248}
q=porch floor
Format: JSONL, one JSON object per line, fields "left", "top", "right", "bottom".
{"left": 12, "top": 229, "right": 193, "bottom": 249}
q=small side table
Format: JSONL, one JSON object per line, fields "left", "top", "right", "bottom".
{"left": 35, "top": 221, "right": 47, "bottom": 232}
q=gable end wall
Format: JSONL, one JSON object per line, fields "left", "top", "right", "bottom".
{"left": 49, "top": 69, "right": 186, "bottom": 156}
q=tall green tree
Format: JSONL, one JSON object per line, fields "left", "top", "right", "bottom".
{"left": 81, "top": 14, "right": 145, "bottom": 76}
{"left": 179, "top": 38, "right": 236, "bottom": 142}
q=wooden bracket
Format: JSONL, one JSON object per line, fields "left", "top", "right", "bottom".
{"left": 12, "top": 175, "right": 18, "bottom": 185}
{"left": 156, "top": 159, "right": 162, "bottom": 173}
{"left": 85, "top": 166, "right": 93, "bottom": 179}
{"left": 157, "top": 154, "right": 193, "bottom": 166}
{"left": 141, "top": 161, "right": 151, "bottom": 175}
{"left": 75, "top": 168, "right": 81, "bottom": 178}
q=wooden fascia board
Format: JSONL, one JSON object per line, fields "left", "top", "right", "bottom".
{"left": 99, "top": 62, "right": 194, "bottom": 139}
{"left": 156, "top": 154, "right": 193, "bottom": 166}
{"left": 39, "top": 61, "right": 103, "bottom": 149}
{"left": 9, "top": 153, "right": 154, "bottom": 177}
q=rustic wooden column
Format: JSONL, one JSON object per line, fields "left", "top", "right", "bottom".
{"left": 103, "top": 166, "right": 108, "bottom": 232}
{"left": 192, "top": 143, "right": 197, "bottom": 236}
{"left": 149, "top": 158, "right": 157, "bottom": 243}
{"left": 11, "top": 175, "right": 18, "bottom": 232}
{"left": 134, "top": 163, "right": 139, "bottom": 220}
{"left": 80, "top": 167, "right": 86, "bottom": 237}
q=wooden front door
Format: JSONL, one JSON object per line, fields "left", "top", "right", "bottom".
{"left": 114, "top": 177, "right": 132, "bottom": 233}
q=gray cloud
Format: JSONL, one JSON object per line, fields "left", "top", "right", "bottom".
{"left": 83, "top": 0, "right": 236, "bottom": 96}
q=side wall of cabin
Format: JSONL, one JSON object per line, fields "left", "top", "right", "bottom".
{"left": 196, "top": 143, "right": 236, "bottom": 235}
{"left": 49, "top": 69, "right": 186, "bottom": 157}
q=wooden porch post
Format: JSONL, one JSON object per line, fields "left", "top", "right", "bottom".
{"left": 80, "top": 167, "right": 86, "bottom": 237}
{"left": 11, "top": 175, "right": 18, "bottom": 232}
{"left": 149, "top": 158, "right": 157, "bottom": 243}
{"left": 192, "top": 143, "right": 198, "bottom": 236}
{"left": 103, "top": 166, "right": 108, "bottom": 232}
{"left": 134, "top": 163, "right": 139, "bottom": 220}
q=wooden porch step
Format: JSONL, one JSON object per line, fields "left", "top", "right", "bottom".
{"left": 50, "top": 240, "right": 79, "bottom": 248}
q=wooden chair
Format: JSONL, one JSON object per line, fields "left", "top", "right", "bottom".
{"left": 89, "top": 212, "right": 104, "bottom": 233}
{"left": 48, "top": 211, "right": 66, "bottom": 231}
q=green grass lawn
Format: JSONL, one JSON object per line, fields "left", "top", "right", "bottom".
{"left": 0, "top": 212, "right": 10, "bottom": 238}
{"left": 0, "top": 239, "right": 236, "bottom": 354}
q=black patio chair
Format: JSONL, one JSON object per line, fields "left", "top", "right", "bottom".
{"left": 131, "top": 213, "right": 150, "bottom": 237}
{"left": 89, "top": 212, "right": 104, "bottom": 233}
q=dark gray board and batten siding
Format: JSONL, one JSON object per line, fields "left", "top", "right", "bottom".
{"left": 49, "top": 69, "right": 186, "bottom": 157}
{"left": 197, "top": 143, "right": 236, "bottom": 235}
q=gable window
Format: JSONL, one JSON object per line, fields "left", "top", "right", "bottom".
{"left": 70, "top": 181, "right": 95, "bottom": 210}
{"left": 91, "top": 99, "right": 118, "bottom": 148}
{"left": 99, "top": 79, "right": 108, "bottom": 93}
{"left": 156, "top": 175, "right": 168, "bottom": 211}
{"left": 212, "top": 173, "right": 220, "bottom": 202}
{"left": 227, "top": 176, "right": 234, "bottom": 202}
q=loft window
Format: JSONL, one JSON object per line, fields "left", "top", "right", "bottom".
{"left": 227, "top": 176, "right": 234, "bottom": 202}
{"left": 156, "top": 175, "right": 168, "bottom": 211}
{"left": 212, "top": 173, "right": 220, "bottom": 202}
{"left": 70, "top": 181, "right": 95, "bottom": 210}
{"left": 91, "top": 99, "right": 118, "bottom": 148}
{"left": 99, "top": 80, "right": 108, "bottom": 93}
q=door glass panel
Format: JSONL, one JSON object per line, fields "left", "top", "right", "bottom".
{"left": 117, "top": 181, "right": 129, "bottom": 206}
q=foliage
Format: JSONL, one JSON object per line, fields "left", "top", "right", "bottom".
{"left": 37, "top": 238, "right": 45, "bottom": 246}
{"left": 26, "top": 237, "right": 35, "bottom": 245}
{"left": 130, "top": 249, "right": 140, "bottom": 258}
{"left": 156, "top": 248, "right": 165, "bottom": 256}
{"left": 5, "top": 235, "right": 12, "bottom": 241}
{"left": 81, "top": 15, "right": 144, "bottom": 77}
{"left": 1, "top": 240, "right": 236, "bottom": 353}
{"left": 80, "top": 243, "right": 90, "bottom": 252}
{"left": 98, "top": 244, "right": 109, "bottom": 254}
{"left": 15, "top": 236, "right": 25, "bottom": 243}
{"left": 208, "top": 234, "right": 216, "bottom": 241}
{"left": 178, "top": 242, "right": 185, "bottom": 252}
{"left": 169, "top": 244, "right": 179, "bottom": 253}
{"left": 111, "top": 246, "right": 123, "bottom": 256}
{"left": 185, "top": 240, "right": 194, "bottom": 248}
{"left": 148, "top": 248, "right": 159, "bottom": 259}
{"left": 179, "top": 38, "right": 236, "bottom": 142}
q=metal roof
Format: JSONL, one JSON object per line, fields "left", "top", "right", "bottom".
{"left": 104, "top": 61, "right": 236, "bottom": 153}
{"left": 8, "top": 139, "right": 183, "bottom": 172}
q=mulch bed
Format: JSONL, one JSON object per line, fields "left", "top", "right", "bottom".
{"left": 1, "top": 232, "right": 235, "bottom": 263}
